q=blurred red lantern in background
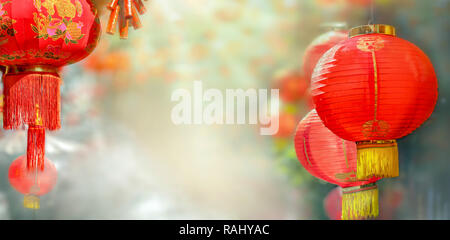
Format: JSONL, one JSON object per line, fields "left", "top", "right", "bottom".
{"left": 347, "top": 0, "right": 372, "bottom": 6}
{"left": 8, "top": 155, "right": 58, "bottom": 209}
{"left": 0, "top": 0, "right": 100, "bottom": 205}
{"left": 84, "top": 49, "right": 131, "bottom": 72}
{"left": 275, "top": 113, "right": 298, "bottom": 139}
{"left": 324, "top": 187, "right": 342, "bottom": 220}
{"left": 311, "top": 25, "right": 437, "bottom": 179}
{"left": 271, "top": 110, "right": 299, "bottom": 139}
{"left": 295, "top": 110, "right": 380, "bottom": 220}
{"left": 379, "top": 187, "right": 404, "bottom": 219}
{"left": 274, "top": 71, "right": 308, "bottom": 103}
{"left": 302, "top": 30, "right": 347, "bottom": 83}
{"left": 316, "top": 0, "right": 372, "bottom": 6}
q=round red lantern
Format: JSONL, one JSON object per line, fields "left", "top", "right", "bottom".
{"left": 8, "top": 155, "right": 58, "bottom": 209}
{"left": 324, "top": 187, "right": 342, "bottom": 220}
{"left": 302, "top": 30, "right": 347, "bottom": 83}
{"left": 295, "top": 110, "right": 379, "bottom": 220}
{"left": 0, "top": 0, "right": 100, "bottom": 202}
{"left": 311, "top": 25, "right": 438, "bottom": 179}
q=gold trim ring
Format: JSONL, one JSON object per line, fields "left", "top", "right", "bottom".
{"left": 342, "top": 183, "right": 377, "bottom": 194}
{"left": 349, "top": 24, "right": 396, "bottom": 38}
{"left": 356, "top": 140, "right": 397, "bottom": 149}
{"left": 5, "top": 65, "right": 59, "bottom": 75}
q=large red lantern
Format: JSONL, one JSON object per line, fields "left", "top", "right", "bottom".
{"left": 302, "top": 30, "right": 347, "bottom": 83}
{"left": 311, "top": 25, "right": 438, "bottom": 179}
{"left": 8, "top": 155, "right": 58, "bottom": 209}
{"left": 295, "top": 110, "right": 379, "bottom": 220}
{"left": 0, "top": 0, "right": 100, "bottom": 203}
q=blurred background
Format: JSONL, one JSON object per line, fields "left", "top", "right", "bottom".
{"left": 0, "top": 0, "right": 449, "bottom": 219}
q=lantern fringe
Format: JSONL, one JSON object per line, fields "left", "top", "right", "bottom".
{"left": 27, "top": 126, "right": 46, "bottom": 172}
{"left": 23, "top": 194, "right": 40, "bottom": 209}
{"left": 342, "top": 184, "right": 379, "bottom": 220}
{"left": 356, "top": 140, "right": 399, "bottom": 179}
{"left": 3, "top": 73, "right": 61, "bottom": 130}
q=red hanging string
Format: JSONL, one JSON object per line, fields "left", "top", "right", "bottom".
{"left": 27, "top": 125, "right": 46, "bottom": 172}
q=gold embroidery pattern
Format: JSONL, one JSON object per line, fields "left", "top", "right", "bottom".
{"left": 303, "top": 137, "right": 312, "bottom": 166}
{"left": 335, "top": 171, "right": 358, "bottom": 182}
{"left": 31, "top": 0, "right": 85, "bottom": 44}
{"left": 357, "top": 36, "right": 390, "bottom": 137}
{"left": 0, "top": 1, "right": 16, "bottom": 45}
{"left": 0, "top": 50, "right": 25, "bottom": 61}
{"left": 362, "top": 119, "right": 389, "bottom": 138}
{"left": 27, "top": 45, "right": 70, "bottom": 59}
{"left": 0, "top": 45, "right": 70, "bottom": 61}
{"left": 356, "top": 36, "right": 384, "bottom": 52}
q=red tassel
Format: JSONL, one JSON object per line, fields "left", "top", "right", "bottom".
{"left": 27, "top": 125, "right": 46, "bottom": 172}
{"left": 3, "top": 73, "right": 61, "bottom": 130}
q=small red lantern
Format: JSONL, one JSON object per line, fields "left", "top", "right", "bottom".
{"left": 324, "top": 187, "right": 342, "bottom": 220}
{"left": 302, "top": 30, "right": 347, "bottom": 83}
{"left": 295, "top": 110, "right": 379, "bottom": 220}
{"left": 0, "top": 0, "right": 100, "bottom": 203}
{"left": 311, "top": 25, "right": 438, "bottom": 179}
{"left": 8, "top": 155, "right": 58, "bottom": 209}
{"left": 274, "top": 70, "right": 308, "bottom": 103}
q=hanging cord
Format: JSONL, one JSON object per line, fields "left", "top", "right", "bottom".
{"left": 368, "top": 0, "right": 375, "bottom": 25}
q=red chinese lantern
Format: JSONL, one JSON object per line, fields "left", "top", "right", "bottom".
{"left": 324, "top": 187, "right": 342, "bottom": 220}
{"left": 302, "top": 30, "right": 347, "bottom": 83}
{"left": 295, "top": 110, "right": 379, "bottom": 220}
{"left": 274, "top": 71, "right": 308, "bottom": 103}
{"left": 8, "top": 155, "right": 58, "bottom": 209}
{"left": 311, "top": 25, "right": 438, "bottom": 179}
{"left": 0, "top": 0, "right": 100, "bottom": 203}
{"left": 105, "top": 0, "right": 147, "bottom": 39}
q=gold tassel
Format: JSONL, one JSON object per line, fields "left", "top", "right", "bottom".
{"left": 356, "top": 140, "right": 399, "bottom": 179}
{"left": 342, "top": 183, "right": 378, "bottom": 220}
{"left": 24, "top": 195, "right": 40, "bottom": 209}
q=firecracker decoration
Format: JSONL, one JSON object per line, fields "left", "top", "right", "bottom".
{"left": 302, "top": 30, "right": 347, "bottom": 83}
{"left": 0, "top": 0, "right": 101, "bottom": 208}
{"left": 8, "top": 155, "right": 58, "bottom": 209}
{"left": 294, "top": 110, "right": 380, "bottom": 220}
{"left": 311, "top": 24, "right": 438, "bottom": 179}
{"left": 105, "top": 0, "right": 147, "bottom": 39}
